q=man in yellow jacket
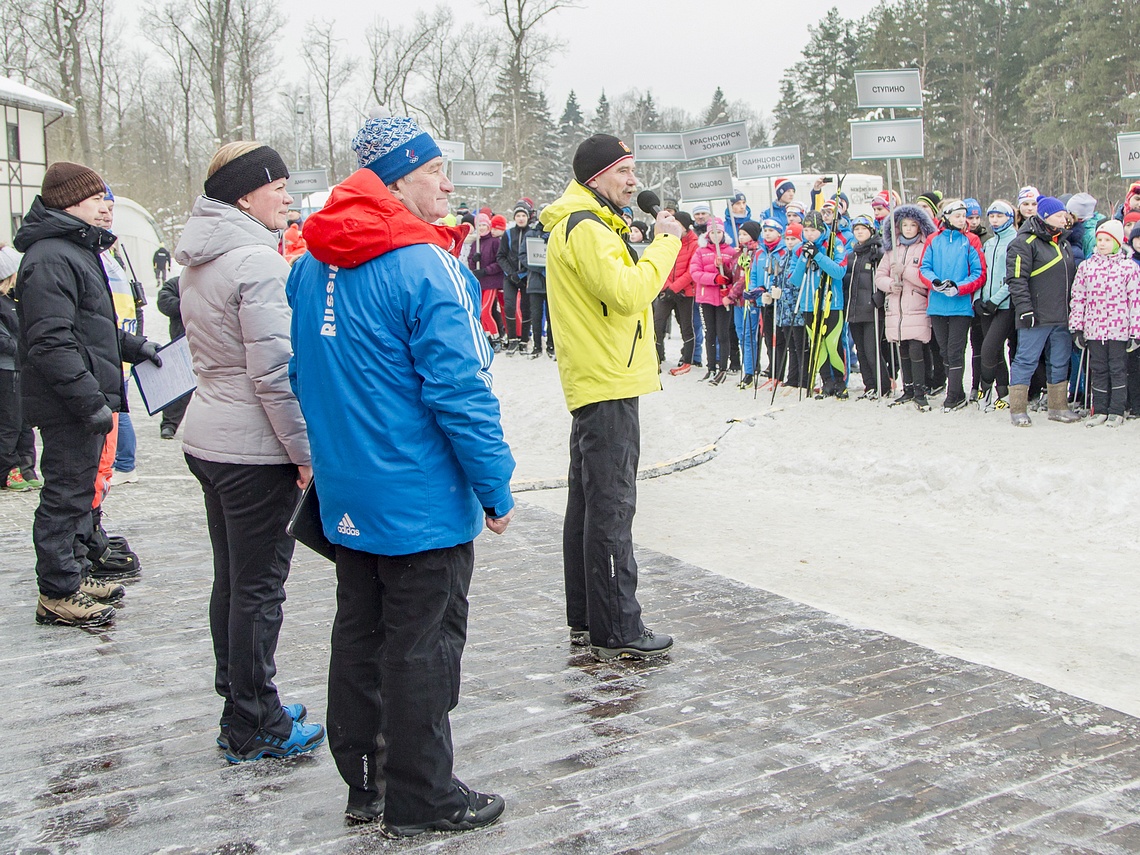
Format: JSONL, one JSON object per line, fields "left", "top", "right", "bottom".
{"left": 541, "top": 134, "right": 682, "bottom": 661}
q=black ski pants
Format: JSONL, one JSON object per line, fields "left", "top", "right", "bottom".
{"left": 185, "top": 455, "right": 297, "bottom": 748}
{"left": 1088, "top": 340, "right": 1128, "bottom": 417}
{"left": 979, "top": 308, "right": 1015, "bottom": 397}
{"left": 503, "top": 279, "right": 530, "bottom": 343}
{"left": 849, "top": 318, "right": 890, "bottom": 395}
{"left": 327, "top": 541, "right": 473, "bottom": 826}
{"left": 530, "top": 292, "right": 553, "bottom": 353}
{"left": 898, "top": 339, "right": 927, "bottom": 392}
{"left": 563, "top": 397, "right": 644, "bottom": 648}
{"left": 931, "top": 315, "right": 972, "bottom": 403}
{"left": 779, "top": 325, "right": 806, "bottom": 387}
{"left": 34, "top": 420, "right": 104, "bottom": 598}
{"left": 700, "top": 303, "right": 734, "bottom": 372}
{"left": 653, "top": 290, "right": 695, "bottom": 365}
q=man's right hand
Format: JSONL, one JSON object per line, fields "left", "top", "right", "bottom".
{"left": 485, "top": 509, "right": 513, "bottom": 535}
{"left": 654, "top": 211, "right": 683, "bottom": 239}
{"left": 82, "top": 405, "right": 114, "bottom": 435}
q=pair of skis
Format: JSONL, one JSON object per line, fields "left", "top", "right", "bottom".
{"left": 801, "top": 174, "right": 848, "bottom": 402}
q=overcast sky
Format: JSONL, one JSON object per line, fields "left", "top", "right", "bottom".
{"left": 125, "top": 0, "right": 881, "bottom": 121}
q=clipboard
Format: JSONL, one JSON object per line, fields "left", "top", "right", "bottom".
{"left": 130, "top": 336, "right": 197, "bottom": 415}
{"left": 286, "top": 479, "right": 336, "bottom": 562}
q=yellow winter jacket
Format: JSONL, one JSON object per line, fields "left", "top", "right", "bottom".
{"left": 541, "top": 181, "right": 681, "bottom": 412}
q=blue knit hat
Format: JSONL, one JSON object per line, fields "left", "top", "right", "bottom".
{"left": 352, "top": 112, "right": 442, "bottom": 185}
{"left": 760, "top": 217, "right": 784, "bottom": 235}
{"left": 964, "top": 198, "right": 981, "bottom": 217}
{"left": 103, "top": 184, "right": 115, "bottom": 202}
{"left": 774, "top": 178, "right": 795, "bottom": 200}
{"left": 1036, "top": 195, "right": 1066, "bottom": 219}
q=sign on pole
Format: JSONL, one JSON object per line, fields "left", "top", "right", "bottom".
{"left": 735, "top": 145, "right": 802, "bottom": 180}
{"left": 854, "top": 69, "right": 924, "bottom": 110}
{"left": 436, "top": 139, "right": 466, "bottom": 161}
{"left": 633, "top": 133, "right": 685, "bottom": 162}
{"left": 850, "top": 118, "right": 924, "bottom": 161}
{"left": 1118, "top": 133, "right": 1140, "bottom": 178}
{"left": 286, "top": 169, "right": 329, "bottom": 196}
{"left": 677, "top": 166, "right": 735, "bottom": 203}
{"left": 450, "top": 160, "right": 503, "bottom": 188}
{"left": 525, "top": 237, "right": 547, "bottom": 268}
{"left": 681, "top": 121, "right": 750, "bottom": 160}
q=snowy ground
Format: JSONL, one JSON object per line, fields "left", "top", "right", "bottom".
{"left": 491, "top": 331, "right": 1140, "bottom": 719}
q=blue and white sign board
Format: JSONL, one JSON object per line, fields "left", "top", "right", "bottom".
{"left": 850, "top": 118, "right": 924, "bottom": 160}
{"left": 525, "top": 237, "right": 547, "bottom": 268}
{"left": 437, "top": 139, "right": 466, "bottom": 161}
{"left": 1118, "top": 133, "right": 1140, "bottom": 178}
{"left": 854, "top": 69, "right": 924, "bottom": 110}
{"left": 286, "top": 169, "right": 329, "bottom": 195}
{"left": 677, "top": 166, "right": 735, "bottom": 202}
{"left": 633, "top": 133, "right": 685, "bottom": 162}
{"left": 735, "top": 145, "right": 802, "bottom": 180}
{"left": 451, "top": 160, "right": 503, "bottom": 188}
{"left": 681, "top": 121, "right": 750, "bottom": 160}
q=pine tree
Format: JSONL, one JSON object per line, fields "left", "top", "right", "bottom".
{"left": 593, "top": 91, "right": 611, "bottom": 134}
{"left": 702, "top": 87, "right": 731, "bottom": 126}
{"left": 558, "top": 90, "right": 587, "bottom": 170}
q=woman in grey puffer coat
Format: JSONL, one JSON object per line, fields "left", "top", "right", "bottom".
{"left": 175, "top": 142, "right": 324, "bottom": 764}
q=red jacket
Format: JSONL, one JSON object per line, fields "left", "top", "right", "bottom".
{"left": 664, "top": 229, "right": 698, "bottom": 296}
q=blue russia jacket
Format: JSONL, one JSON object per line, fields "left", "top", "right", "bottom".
{"left": 791, "top": 226, "right": 848, "bottom": 314}
{"left": 287, "top": 168, "right": 515, "bottom": 556}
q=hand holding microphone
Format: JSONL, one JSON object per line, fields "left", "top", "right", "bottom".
{"left": 638, "top": 190, "right": 683, "bottom": 239}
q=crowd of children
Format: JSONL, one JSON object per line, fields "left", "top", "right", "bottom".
{"left": 656, "top": 180, "right": 1140, "bottom": 427}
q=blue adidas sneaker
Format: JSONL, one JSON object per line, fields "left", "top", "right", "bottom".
{"left": 217, "top": 703, "right": 310, "bottom": 749}
{"left": 224, "top": 718, "right": 326, "bottom": 763}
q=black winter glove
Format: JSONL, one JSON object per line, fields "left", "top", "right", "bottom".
{"left": 801, "top": 242, "right": 817, "bottom": 259}
{"left": 872, "top": 289, "right": 886, "bottom": 309}
{"left": 980, "top": 299, "right": 998, "bottom": 316}
{"left": 471, "top": 268, "right": 486, "bottom": 280}
{"left": 82, "top": 405, "right": 114, "bottom": 435}
{"left": 139, "top": 340, "right": 163, "bottom": 367}
{"left": 1019, "top": 310, "right": 1037, "bottom": 328}
{"left": 1129, "top": 339, "right": 1140, "bottom": 353}
{"left": 1072, "top": 331, "right": 1086, "bottom": 350}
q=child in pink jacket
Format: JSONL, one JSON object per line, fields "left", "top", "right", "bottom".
{"left": 1069, "top": 219, "right": 1140, "bottom": 426}
{"left": 689, "top": 217, "right": 739, "bottom": 384}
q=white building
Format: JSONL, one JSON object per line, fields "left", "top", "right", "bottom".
{"left": 0, "top": 77, "right": 75, "bottom": 245}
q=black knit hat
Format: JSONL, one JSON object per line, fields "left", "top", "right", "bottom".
{"left": 739, "top": 221, "right": 762, "bottom": 242}
{"left": 41, "top": 161, "right": 106, "bottom": 210}
{"left": 573, "top": 134, "right": 633, "bottom": 184}
{"left": 204, "top": 146, "right": 290, "bottom": 206}
{"left": 802, "top": 211, "right": 826, "bottom": 232}
{"left": 674, "top": 211, "right": 693, "bottom": 230}
{"left": 917, "top": 190, "right": 943, "bottom": 212}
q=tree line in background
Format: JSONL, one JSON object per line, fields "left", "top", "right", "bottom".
{"left": 1, "top": 0, "right": 1137, "bottom": 241}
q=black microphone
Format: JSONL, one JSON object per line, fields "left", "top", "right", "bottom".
{"left": 637, "top": 190, "right": 661, "bottom": 218}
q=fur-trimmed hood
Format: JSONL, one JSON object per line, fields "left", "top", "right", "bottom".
{"left": 882, "top": 204, "right": 938, "bottom": 251}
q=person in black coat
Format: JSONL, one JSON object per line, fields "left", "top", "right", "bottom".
{"left": 1005, "top": 195, "right": 1081, "bottom": 426}
{"left": 843, "top": 216, "right": 890, "bottom": 397}
{"left": 13, "top": 162, "right": 162, "bottom": 628}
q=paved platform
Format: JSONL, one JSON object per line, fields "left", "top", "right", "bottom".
{"left": 1, "top": 424, "right": 1139, "bottom": 853}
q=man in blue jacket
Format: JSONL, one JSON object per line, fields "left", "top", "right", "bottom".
{"left": 287, "top": 114, "right": 515, "bottom": 836}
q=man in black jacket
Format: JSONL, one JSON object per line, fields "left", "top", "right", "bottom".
{"left": 1006, "top": 195, "right": 1081, "bottom": 426}
{"left": 14, "top": 162, "right": 162, "bottom": 627}
{"left": 496, "top": 200, "right": 534, "bottom": 353}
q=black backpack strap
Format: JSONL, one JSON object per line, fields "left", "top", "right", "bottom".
{"left": 565, "top": 210, "right": 638, "bottom": 264}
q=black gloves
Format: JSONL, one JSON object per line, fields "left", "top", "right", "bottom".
{"left": 1019, "top": 310, "right": 1037, "bottom": 328}
{"left": 977, "top": 299, "right": 998, "bottom": 316}
{"left": 82, "top": 405, "right": 114, "bottom": 435}
{"left": 471, "top": 267, "right": 486, "bottom": 280}
{"left": 1072, "top": 331, "right": 1086, "bottom": 350}
{"left": 139, "top": 340, "right": 163, "bottom": 367}
{"left": 802, "top": 242, "right": 817, "bottom": 259}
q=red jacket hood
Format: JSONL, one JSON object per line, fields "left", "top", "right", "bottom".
{"left": 302, "top": 168, "right": 469, "bottom": 268}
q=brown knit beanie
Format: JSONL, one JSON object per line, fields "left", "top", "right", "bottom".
{"left": 41, "top": 161, "right": 106, "bottom": 210}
